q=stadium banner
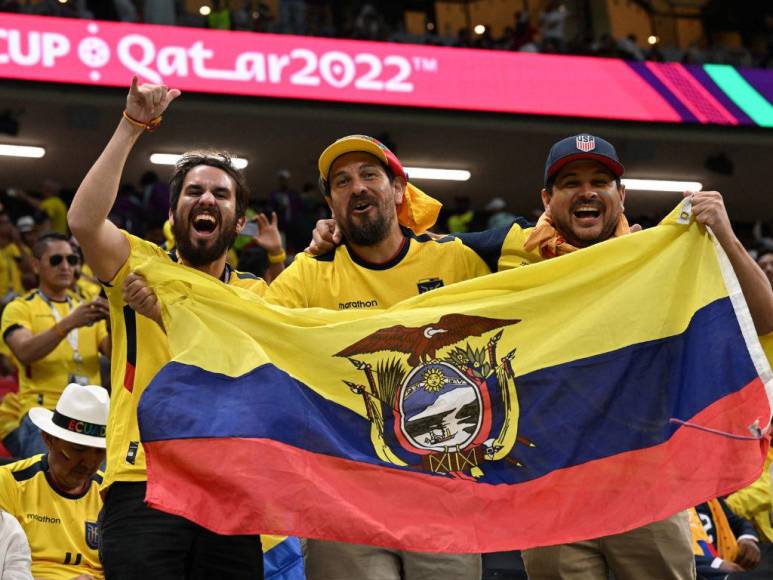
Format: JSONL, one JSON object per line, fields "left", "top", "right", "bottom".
{"left": 135, "top": 201, "right": 773, "bottom": 553}
{"left": 1, "top": 14, "right": 771, "bottom": 126}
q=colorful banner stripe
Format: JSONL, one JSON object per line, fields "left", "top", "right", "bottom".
{"left": 0, "top": 14, "right": 771, "bottom": 126}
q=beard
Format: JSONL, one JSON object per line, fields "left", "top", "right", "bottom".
{"left": 172, "top": 208, "right": 238, "bottom": 267}
{"left": 339, "top": 197, "right": 395, "bottom": 246}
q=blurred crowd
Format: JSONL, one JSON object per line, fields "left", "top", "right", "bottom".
{"left": 1, "top": 0, "right": 772, "bottom": 69}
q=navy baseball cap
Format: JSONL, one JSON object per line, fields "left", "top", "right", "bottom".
{"left": 544, "top": 134, "right": 625, "bottom": 186}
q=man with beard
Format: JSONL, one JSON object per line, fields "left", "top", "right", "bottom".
{"left": 261, "top": 135, "right": 492, "bottom": 579}
{"left": 304, "top": 134, "right": 773, "bottom": 579}
{"left": 67, "top": 78, "right": 283, "bottom": 579}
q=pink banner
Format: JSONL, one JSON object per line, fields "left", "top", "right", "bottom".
{"left": 0, "top": 14, "right": 681, "bottom": 122}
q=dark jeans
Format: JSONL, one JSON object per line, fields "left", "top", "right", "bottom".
{"left": 99, "top": 482, "right": 262, "bottom": 580}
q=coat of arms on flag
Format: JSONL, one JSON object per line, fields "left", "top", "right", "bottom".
{"left": 576, "top": 135, "right": 596, "bottom": 152}
{"left": 335, "top": 315, "right": 531, "bottom": 477}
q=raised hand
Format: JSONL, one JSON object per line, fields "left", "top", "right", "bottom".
{"left": 253, "top": 212, "right": 283, "bottom": 256}
{"left": 125, "top": 76, "right": 181, "bottom": 124}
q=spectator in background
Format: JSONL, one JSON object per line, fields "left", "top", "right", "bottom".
{"left": 208, "top": 0, "right": 231, "bottom": 30}
{"left": 758, "top": 250, "right": 773, "bottom": 286}
{"left": 689, "top": 498, "right": 761, "bottom": 578}
{"left": 725, "top": 428, "right": 773, "bottom": 575}
{"left": 278, "top": 0, "right": 306, "bottom": 35}
{"left": 14, "top": 217, "right": 39, "bottom": 292}
{"left": 618, "top": 34, "right": 645, "bottom": 61}
{"left": 353, "top": 3, "right": 384, "bottom": 41}
{"left": 140, "top": 171, "right": 170, "bottom": 244}
{"left": 540, "top": 1, "right": 570, "bottom": 52}
{"left": 1, "top": 234, "right": 109, "bottom": 458}
{"left": 109, "top": 183, "right": 144, "bottom": 235}
{"left": 269, "top": 169, "right": 304, "bottom": 252}
{"left": 144, "top": 0, "right": 175, "bottom": 26}
{"left": 447, "top": 196, "right": 476, "bottom": 233}
{"left": 0, "top": 213, "right": 28, "bottom": 303}
{"left": 485, "top": 197, "right": 516, "bottom": 229}
{"left": 510, "top": 10, "right": 536, "bottom": 51}
{"left": 14, "top": 180, "right": 68, "bottom": 235}
{"left": 0, "top": 383, "right": 106, "bottom": 579}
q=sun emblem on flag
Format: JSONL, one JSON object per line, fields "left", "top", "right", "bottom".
{"left": 335, "top": 314, "right": 534, "bottom": 480}
{"left": 422, "top": 368, "right": 445, "bottom": 392}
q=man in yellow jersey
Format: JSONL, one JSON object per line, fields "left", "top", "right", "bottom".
{"left": 0, "top": 211, "right": 30, "bottom": 303}
{"left": 0, "top": 383, "right": 108, "bottom": 580}
{"left": 15, "top": 180, "right": 69, "bottom": 235}
{"left": 122, "top": 135, "right": 515, "bottom": 578}
{"left": 262, "top": 135, "right": 492, "bottom": 579}
{"left": 68, "top": 78, "right": 283, "bottom": 579}
{"left": 304, "top": 134, "right": 773, "bottom": 580}
{"left": 1, "top": 233, "right": 109, "bottom": 459}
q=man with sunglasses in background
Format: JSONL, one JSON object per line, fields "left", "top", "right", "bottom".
{"left": 1, "top": 233, "right": 110, "bottom": 458}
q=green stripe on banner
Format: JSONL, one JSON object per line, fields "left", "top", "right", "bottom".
{"left": 704, "top": 64, "right": 773, "bottom": 127}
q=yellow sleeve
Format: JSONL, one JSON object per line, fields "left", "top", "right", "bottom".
{"left": 1, "top": 298, "right": 32, "bottom": 342}
{"left": 6, "top": 244, "right": 20, "bottom": 260}
{"left": 264, "top": 256, "right": 312, "bottom": 308}
{"left": 726, "top": 448, "right": 773, "bottom": 519}
{"left": 760, "top": 332, "right": 773, "bottom": 369}
{"left": 103, "top": 232, "right": 167, "bottom": 307}
{"left": 0, "top": 468, "right": 18, "bottom": 515}
{"left": 95, "top": 319, "right": 109, "bottom": 345}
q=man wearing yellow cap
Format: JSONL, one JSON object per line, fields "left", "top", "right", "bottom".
{"left": 261, "top": 135, "right": 496, "bottom": 579}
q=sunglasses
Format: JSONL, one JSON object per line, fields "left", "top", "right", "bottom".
{"left": 48, "top": 254, "right": 79, "bottom": 267}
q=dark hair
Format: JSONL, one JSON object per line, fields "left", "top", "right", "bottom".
{"left": 319, "top": 159, "right": 395, "bottom": 197}
{"left": 32, "top": 232, "right": 72, "bottom": 259}
{"left": 169, "top": 152, "right": 250, "bottom": 219}
{"left": 544, "top": 176, "right": 621, "bottom": 194}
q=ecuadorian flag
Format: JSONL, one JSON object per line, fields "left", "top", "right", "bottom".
{"left": 137, "top": 202, "right": 772, "bottom": 553}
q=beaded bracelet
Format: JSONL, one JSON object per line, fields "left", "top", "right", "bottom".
{"left": 122, "top": 110, "right": 162, "bottom": 132}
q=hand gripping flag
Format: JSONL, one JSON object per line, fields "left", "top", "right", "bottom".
{"left": 137, "top": 202, "right": 772, "bottom": 553}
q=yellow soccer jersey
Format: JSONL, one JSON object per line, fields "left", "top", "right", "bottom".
{"left": 0, "top": 454, "right": 103, "bottom": 580}
{"left": 265, "top": 229, "right": 490, "bottom": 309}
{"left": 0, "top": 242, "right": 24, "bottom": 295}
{"left": 453, "top": 218, "right": 540, "bottom": 273}
{"left": 102, "top": 232, "right": 268, "bottom": 490}
{"left": 1, "top": 291, "right": 108, "bottom": 417}
{"left": 75, "top": 264, "right": 103, "bottom": 302}
{"left": 40, "top": 197, "right": 69, "bottom": 235}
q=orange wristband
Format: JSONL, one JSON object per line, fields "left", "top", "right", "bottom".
{"left": 122, "top": 110, "right": 162, "bottom": 132}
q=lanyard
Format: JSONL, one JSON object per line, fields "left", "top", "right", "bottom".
{"left": 38, "top": 290, "right": 82, "bottom": 364}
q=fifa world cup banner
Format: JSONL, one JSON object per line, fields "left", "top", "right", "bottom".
{"left": 137, "top": 204, "right": 772, "bottom": 553}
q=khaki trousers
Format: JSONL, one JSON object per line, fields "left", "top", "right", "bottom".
{"left": 303, "top": 539, "right": 481, "bottom": 580}
{"left": 521, "top": 512, "right": 696, "bottom": 580}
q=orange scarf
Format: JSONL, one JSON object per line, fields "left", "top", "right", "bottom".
{"left": 523, "top": 211, "right": 630, "bottom": 258}
{"left": 688, "top": 500, "right": 739, "bottom": 562}
{"left": 397, "top": 183, "right": 442, "bottom": 235}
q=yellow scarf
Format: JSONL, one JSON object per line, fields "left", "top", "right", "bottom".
{"left": 397, "top": 183, "right": 442, "bottom": 235}
{"left": 523, "top": 212, "right": 630, "bottom": 258}
{"left": 688, "top": 500, "right": 739, "bottom": 562}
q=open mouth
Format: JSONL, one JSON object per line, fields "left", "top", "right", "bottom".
{"left": 572, "top": 205, "right": 601, "bottom": 222}
{"left": 191, "top": 213, "right": 219, "bottom": 236}
{"left": 351, "top": 199, "right": 375, "bottom": 215}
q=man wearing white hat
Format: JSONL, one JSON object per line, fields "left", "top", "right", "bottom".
{"left": 0, "top": 383, "right": 107, "bottom": 580}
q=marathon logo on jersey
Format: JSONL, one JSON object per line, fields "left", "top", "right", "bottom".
{"left": 417, "top": 278, "right": 444, "bottom": 294}
{"left": 85, "top": 521, "right": 99, "bottom": 549}
{"left": 576, "top": 135, "right": 595, "bottom": 152}
{"left": 338, "top": 300, "right": 379, "bottom": 310}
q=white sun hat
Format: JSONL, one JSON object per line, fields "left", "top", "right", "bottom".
{"left": 28, "top": 384, "right": 109, "bottom": 448}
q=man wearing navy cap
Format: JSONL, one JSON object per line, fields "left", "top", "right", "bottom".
{"left": 305, "top": 133, "right": 773, "bottom": 579}
{"left": 478, "top": 134, "right": 773, "bottom": 579}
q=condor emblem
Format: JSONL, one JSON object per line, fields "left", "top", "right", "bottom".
{"left": 85, "top": 521, "right": 99, "bottom": 549}
{"left": 417, "top": 278, "right": 444, "bottom": 293}
{"left": 335, "top": 314, "right": 534, "bottom": 478}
